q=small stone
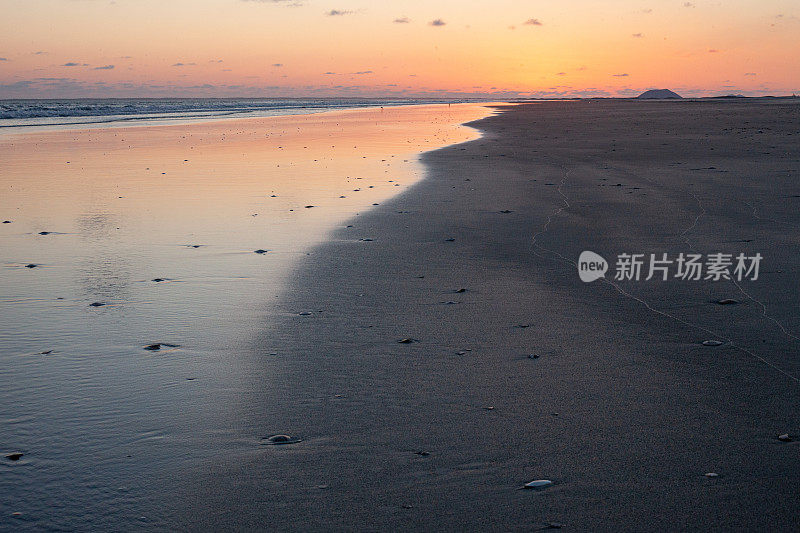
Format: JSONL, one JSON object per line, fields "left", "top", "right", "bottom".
{"left": 40, "top": 350, "right": 53, "bottom": 355}
{"left": 253, "top": 249, "right": 269, "bottom": 254}
{"left": 414, "top": 451, "right": 430, "bottom": 456}
{"left": 89, "top": 302, "right": 105, "bottom": 307}
{"left": 5, "top": 453, "right": 23, "bottom": 461}
{"left": 716, "top": 299, "right": 738, "bottom": 305}
{"left": 143, "top": 344, "right": 162, "bottom": 351}
{"left": 528, "top": 354, "right": 540, "bottom": 359}
{"left": 398, "top": 338, "right": 415, "bottom": 344}
{"left": 298, "top": 312, "right": 312, "bottom": 316}
{"left": 483, "top": 406, "right": 495, "bottom": 411}
{"left": 454, "top": 288, "right": 467, "bottom": 293}
{"left": 499, "top": 210, "right": 513, "bottom": 213}
{"left": 38, "top": 231, "right": 51, "bottom": 235}
{"left": 777, "top": 433, "right": 792, "bottom": 442}
{"left": 2, "top": 220, "right": 11, "bottom": 224}
{"left": 456, "top": 351, "right": 466, "bottom": 355}
{"left": 262, "top": 434, "right": 301, "bottom": 445}
{"left": 304, "top": 205, "right": 315, "bottom": 208}
{"left": 702, "top": 340, "right": 724, "bottom": 347}
{"left": 25, "top": 264, "right": 38, "bottom": 268}
{"left": 704, "top": 472, "right": 719, "bottom": 478}
{"left": 152, "top": 278, "right": 166, "bottom": 282}
{"left": 524, "top": 479, "right": 553, "bottom": 489}
{"left": 444, "top": 238, "right": 455, "bottom": 242}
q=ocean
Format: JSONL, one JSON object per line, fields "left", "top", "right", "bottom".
{"left": 0, "top": 97, "right": 483, "bottom": 132}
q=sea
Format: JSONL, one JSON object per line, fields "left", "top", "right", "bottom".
{"left": 0, "top": 97, "right": 486, "bottom": 132}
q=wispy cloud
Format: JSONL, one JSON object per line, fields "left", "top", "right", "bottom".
{"left": 632, "top": 33, "right": 644, "bottom": 38}
{"left": 613, "top": 73, "right": 630, "bottom": 77}
{"left": 94, "top": 65, "right": 114, "bottom": 70}
{"left": 394, "top": 17, "right": 410, "bottom": 23}
{"left": 327, "top": 9, "right": 353, "bottom": 16}
{"left": 272, "top": 63, "right": 284, "bottom": 67}
{"left": 62, "top": 62, "right": 88, "bottom": 67}
{"left": 429, "top": 19, "right": 446, "bottom": 26}
{"left": 524, "top": 18, "right": 543, "bottom": 26}
{"left": 172, "top": 62, "right": 197, "bottom": 67}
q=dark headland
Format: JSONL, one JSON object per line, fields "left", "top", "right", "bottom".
{"left": 168, "top": 98, "right": 800, "bottom": 531}
{"left": 637, "top": 88, "right": 683, "bottom": 99}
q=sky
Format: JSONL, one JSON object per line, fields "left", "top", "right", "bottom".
{"left": 1, "top": 0, "right": 798, "bottom": 98}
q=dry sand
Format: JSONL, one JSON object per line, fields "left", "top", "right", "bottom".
{"left": 171, "top": 99, "right": 800, "bottom": 531}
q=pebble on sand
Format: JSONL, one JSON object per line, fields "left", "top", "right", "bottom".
{"left": 144, "top": 344, "right": 163, "bottom": 351}
{"left": 152, "top": 278, "right": 166, "bottom": 282}
{"left": 2, "top": 220, "right": 11, "bottom": 224}
{"left": 777, "top": 433, "right": 792, "bottom": 442}
{"left": 524, "top": 479, "right": 553, "bottom": 489}
{"left": 38, "top": 231, "right": 52, "bottom": 235}
{"left": 253, "top": 249, "right": 269, "bottom": 254}
{"left": 262, "top": 434, "right": 302, "bottom": 445}
{"left": 398, "top": 338, "right": 416, "bottom": 344}
{"left": 704, "top": 472, "right": 720, "bottom": 478}
{"left": 25, "top": 264, "right": 38, "bottom": 269}
{"left": 702, "top": 340, "right": 724, "bottom": 346}
{"left": 89, "top": 302, "right": 105, "bottom": 307}
{"left": 715, "top": 299, "right": 738, "bottom": 305}
{"left": 5, "top": 453, "right": 23, "bottom": 461}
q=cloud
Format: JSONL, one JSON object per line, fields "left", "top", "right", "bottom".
{"left": 209, "top": 59, "right": 224, "bottom": 63}
{"left": 327, "top": 9, "right": 353, "bottom": 16}
{"left": 272, "top": 63, "right": 283, "bottom": 67}
{"left": 324, "top": 71, "right": 336, "bottom": 75}
{"left": 683, "top": 2, "right": 694, "bottom": 7}
{"left": 557, "top": 72, "right": 567, "bottom": 76}
{"left": 708, "top": 49, "right": 719, "bottom": 53}
{"left": 62, "top": 62, "right": 88, "bottom": 67}
{"left": 94, "top": 65, "right": 114, "bottom": 70}
{"left": 0, "top": 57, "right": 7, "bottom": 61}
{"left": 632, "top": 33, "right": 643, "bottom": 38}
{"left": 172, "top": 62, "right": 196, "bottom": 67}
{"left": 352, "top": 70, "right": 373, "bottom": 75}
{"left": 429, "top": 19, "right": 446, "bottom": 26}
{"left": 613, "top": 73, "right": 629, "bottom": 77}
{"left": 33, "top": 51, "right": 48, "bottom": 55}
{"left": 744, "top": 72, "right": 756, "bottom": 76}
{"left": 394, "top": 17, "right": 410, "bottom": 23}
{"left": 524, "top": 18, "right": 543, "bottom": 26}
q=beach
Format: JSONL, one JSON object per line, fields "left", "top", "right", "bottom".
{"left": 2, "top": 99, "right": 799, "bottom": 531}
{"left": 168, "top": 99, "right": 800, "bottom": 530}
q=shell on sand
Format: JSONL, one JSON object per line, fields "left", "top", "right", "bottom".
{"left": 701, "top": 340, "right": 724, "bottom": 346}
{"left": 262, "top": 434, "right": 302, "bottom": 445}
{"left": 524, "top": 479, "right": 553, "bottom": 489}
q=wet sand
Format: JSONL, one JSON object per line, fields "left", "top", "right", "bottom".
{"left": 0, "top": 104, "right": 493, "bottom": 531}
{"left": 174, "top": 99, "right": 800, "bottom": 530}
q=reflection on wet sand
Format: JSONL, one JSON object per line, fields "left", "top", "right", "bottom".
{"left": 0, "top": 103, "right": 494, "bottom": 531}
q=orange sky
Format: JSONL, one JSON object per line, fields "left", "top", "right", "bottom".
{"left": 1, "top": 0, "right": 798, "bottom": 98}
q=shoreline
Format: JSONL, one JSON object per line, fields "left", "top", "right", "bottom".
{"left": 170, "top": 99, "right": 800, "bottom": 530}
{"left": 0, "top": 103, "right": 496, "bottom": 531}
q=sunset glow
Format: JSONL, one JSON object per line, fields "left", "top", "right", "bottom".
{"left": 1, "top": 1, "right": 799, "bottom": 97}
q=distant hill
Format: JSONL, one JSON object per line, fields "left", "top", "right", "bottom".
{"left": 637, "top": 89, "right": 682, "bottom": 99}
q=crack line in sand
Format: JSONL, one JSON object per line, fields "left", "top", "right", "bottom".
{"left": 680, "top": 194, "right": 800, "bottom": 342}
{"left": 527, "top": 166, "right": 800, "bottom": 385}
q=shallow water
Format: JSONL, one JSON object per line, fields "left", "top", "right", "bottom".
{"left": 0, "top": 103, "right": 493, "bottom": 530}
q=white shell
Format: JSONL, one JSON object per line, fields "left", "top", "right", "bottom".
{"left": 702, "top": 340, "right": 724, "bottom": 347}
{"left": 524, "top": 479, "right": 553, "bottom": 489}
{"left": 704, "top": 472, "right": 719, "bottom": 478}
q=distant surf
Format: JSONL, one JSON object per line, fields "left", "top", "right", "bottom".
{"left": 0, "top": 97, "right": 483, "bottom": 132}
